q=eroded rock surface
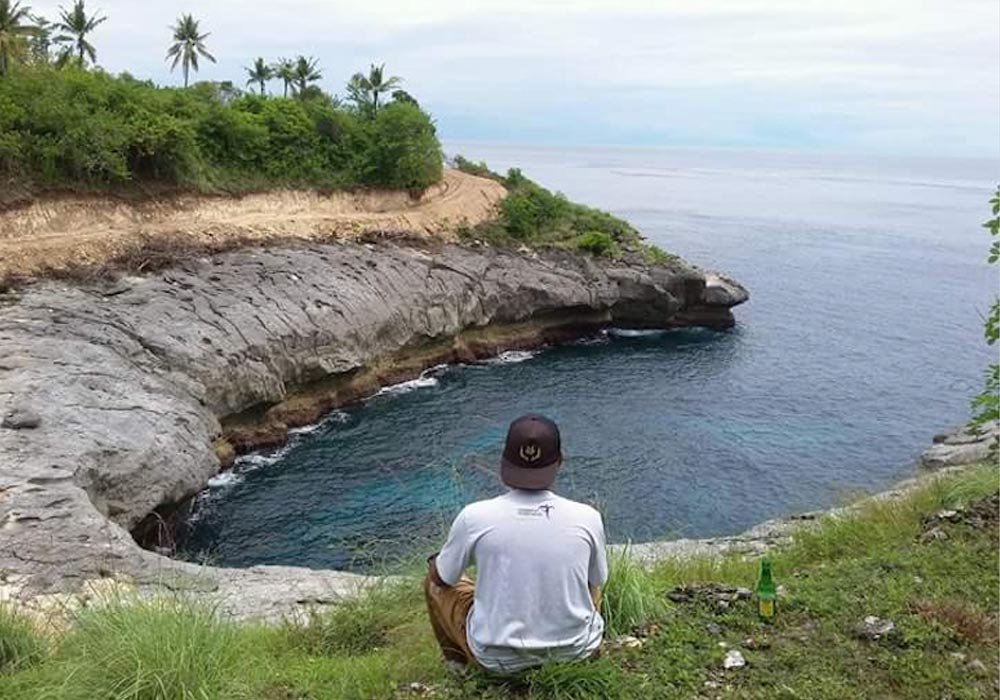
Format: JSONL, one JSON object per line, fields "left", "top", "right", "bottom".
{"left": 0, "top": 241, "right": 747, "bottom": 618}
{"left": 921, "top": 422, "right": 998, "bottom": 469}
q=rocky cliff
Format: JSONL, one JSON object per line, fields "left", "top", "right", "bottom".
{"left": 0, "top": 240, "right": 747, "bottom": 619}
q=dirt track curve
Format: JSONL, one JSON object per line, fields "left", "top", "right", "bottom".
{"left": 0, "top": 169, "right": 506, "bottom": 278}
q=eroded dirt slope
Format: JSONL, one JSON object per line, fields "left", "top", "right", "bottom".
{"left": 0, "top": 169, "right": 505, "bottom": 277}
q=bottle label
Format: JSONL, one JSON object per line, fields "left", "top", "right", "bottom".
{"left": 759, "top": 598, "right": 775, "bottom": 619}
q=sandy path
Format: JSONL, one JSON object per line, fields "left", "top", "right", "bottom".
{"left": 0, "top": 169, "right": 506, "bottom": 277}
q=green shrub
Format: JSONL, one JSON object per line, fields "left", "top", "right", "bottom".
{"left": 0, "top": 606, "right": 44, "bottom": 674}
{"left": 498, "top": 181, "right": 569, "bottom": 238}
{"left": 453, "top": 155, "right": 674, "bottom": 263}
{"left": 0, "top": 67, "right": 445, "bottom": 194}
{"left": 452, "top": 155, "right": 504, "bottom": 183}
{"left": 575, "top": 231, "right": 616, "bottom": 256}
{"left": 360, "top": 101, "right": 443, "bottom": 191}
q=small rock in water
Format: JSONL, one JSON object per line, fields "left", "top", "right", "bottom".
{"left": 723, "top": 650, "right": 746, "bottom": 669}
{"left": 855, "top": 615, "right": 895, "bottom": 640}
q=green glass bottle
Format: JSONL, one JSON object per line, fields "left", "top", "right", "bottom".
{"left": 755, "top": 558, "right": 776, "bottom": 621}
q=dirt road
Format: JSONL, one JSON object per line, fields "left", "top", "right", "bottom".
{"left": 0, "top": 169, "right": 506, "bottom": 278}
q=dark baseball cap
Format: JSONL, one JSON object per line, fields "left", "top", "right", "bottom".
{"left": 500, "top": 414, "right": 562, "bottom": 490}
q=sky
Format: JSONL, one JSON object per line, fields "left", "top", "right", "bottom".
{"left": 27, "top": 0, "right": 1000, "bottom": 157}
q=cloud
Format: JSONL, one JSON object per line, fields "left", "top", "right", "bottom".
{"left": 25, "top": 0, "right": 1000, "bottom": 155}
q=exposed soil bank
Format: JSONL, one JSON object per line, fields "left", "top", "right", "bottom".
{"left": 0, "top": 169, "right": 504, "bottom": 278}
{"left": 0, "top": 239, "right": 746, "bottom": 619}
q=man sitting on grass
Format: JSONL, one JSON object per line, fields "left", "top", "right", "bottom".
{"left": 424, "top": 413, "right": 608, "bottom": 674}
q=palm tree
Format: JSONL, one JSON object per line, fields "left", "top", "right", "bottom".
{"left": 54, "top": 0, "right": 106, "bottom": 67}
{"left": 347, "top": 62, "right": 401, "bottom": 116}
{"left": 166, "top": 13, "right": 215, "bottom": 88}
{"left": 273, "top": 57, "right": 293, "bottom": 98}
{"left": 245, "top": 56, "right": 272, "bottom": 96}
{"left": 290, "top": 55, "right": 320, "bottom": 98}
{"left": 0, "top": 0, "right": 36, "bottom": 76}
{"left": 28, "top": 13, "right": 51, "bottom": 64}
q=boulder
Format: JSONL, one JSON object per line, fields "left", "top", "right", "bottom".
{"left": 920, "top": 422, "right": 998, "bottom": 469}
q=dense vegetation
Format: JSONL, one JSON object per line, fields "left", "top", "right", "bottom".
{"left": 0, "top": 1, "right": 442, "bottom": 199}
{"left": 453, "top": 156, "right": 674, "bottom": 264}
{"left": 0, "top": 67, "right": 442, "bottom": 197}
{"left": 970, "top": 187, "right": 999, "bottom": 446}
{"left": 0, "top": 464, "right": 995, "bottom": 699}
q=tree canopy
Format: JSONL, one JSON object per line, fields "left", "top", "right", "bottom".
{"left": 245, "top": 56, "right": 272, "bottom": 96}
{"left": 0, "top": 0, "right": 36, "bottom": 76}
{"left": 53, "top": 0, "right": 105, "bottom": 67}
{"left": 166, "top": 13, "right": 215, "bottom": 88}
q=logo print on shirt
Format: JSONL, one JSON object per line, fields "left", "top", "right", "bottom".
{"left": 515, "top": 504, "right": 555, "bottom": 519}
{"left": 519, "top": 441, "right": 542, "bottom": 463}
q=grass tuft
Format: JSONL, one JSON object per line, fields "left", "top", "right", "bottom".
{"left": 601, "top": 545, "right": 666, "bottom": 637}
{"left": 28, "top": 596, "right": 239, "bottom": 700}
{"left": 0, "top": 605, "right": 44, "bottom": 674}
{"left": 525, "top": 657, "right": 623, "bottom": 699}
{"left": 281, "top": 578, "right": 423, "bottom": 656}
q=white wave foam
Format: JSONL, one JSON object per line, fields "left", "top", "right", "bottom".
{"left": 483, "top": 350, "right": 538, "bottom": 365}
{"left": 326, "top": 410, "right": 351, "bottom": 424}
{"left": 573, "top": 333, "right": 610, "bottom": 346}
{"left": 375, "top": 374, "right": 439, "bottom": 397}
{"left": 608, "top": 328, "right": 666, "bottom": 338}
{"left": 235, "top": 449, "right": 287, "bottom": 470}
{"left": 207, "top": 471, "right": 242, "bottom": 489}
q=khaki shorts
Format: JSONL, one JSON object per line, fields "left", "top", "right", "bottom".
{"left": 423, "top": 571, "right": 603, "bottom": 667}
{"left": 423, "top": 572, "right": 477, "bottom": 665}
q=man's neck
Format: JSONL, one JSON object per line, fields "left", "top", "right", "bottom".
{"left": 507, "top": 487, "right": 553, "bottom": 497}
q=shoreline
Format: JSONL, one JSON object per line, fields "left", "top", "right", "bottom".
{"left": 0, "top": 238, "right": 748, "bottom": 619}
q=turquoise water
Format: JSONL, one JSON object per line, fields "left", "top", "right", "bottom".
{"left": 178, "top": 146, "right": 997, "bottom": 570}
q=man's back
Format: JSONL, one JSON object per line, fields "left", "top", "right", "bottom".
{"left": 435, "top": 489, "right": 607, "bottom": 672}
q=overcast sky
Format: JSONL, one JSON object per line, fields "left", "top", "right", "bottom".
{"left": 28, "top": 0, "right": 1000, "bottom": 157}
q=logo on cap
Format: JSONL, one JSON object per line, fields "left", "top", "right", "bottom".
{"left": 518, "top": 441, "right": 542, "bottom": 463}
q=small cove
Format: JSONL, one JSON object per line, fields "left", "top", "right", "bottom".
{"left": 178, "top": 146, "right": 996, "bottom": 571}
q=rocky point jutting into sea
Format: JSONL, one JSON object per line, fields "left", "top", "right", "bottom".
{"left": 0, "top": 172, "right": 750, "bottom": 620}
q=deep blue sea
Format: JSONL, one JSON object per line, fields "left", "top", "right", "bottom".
{"left": 179, "top": 145, "right": 997, "bottom": 570}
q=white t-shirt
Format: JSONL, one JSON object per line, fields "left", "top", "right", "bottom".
{"left": 435, "top": 489, "right": 608, "bottom": 673}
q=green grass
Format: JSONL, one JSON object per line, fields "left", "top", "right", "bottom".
{"left": 0, "top": 605, "right": 44, "bottom": 674}
{"left": 601, "top": 545, "right": 667, "bottom": 637}
{"left": 0, "top": 464, "right": 996, "bottom": 699}
{"left": 453, "top": 157, "right": 677, "bottom": 265}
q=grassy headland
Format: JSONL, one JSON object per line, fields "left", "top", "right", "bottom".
{"left": 453, "top": 156, "right": 675, "bottom": 264}
{"left": 1, "top": 464, "right": 995, "bottom": 699}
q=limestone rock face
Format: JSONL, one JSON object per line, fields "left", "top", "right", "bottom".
{"left": 0, "top": 242, "right": 747, "bottom": 618}
{"left": 920, "top": 422, "right": 998, "bottom": 469}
